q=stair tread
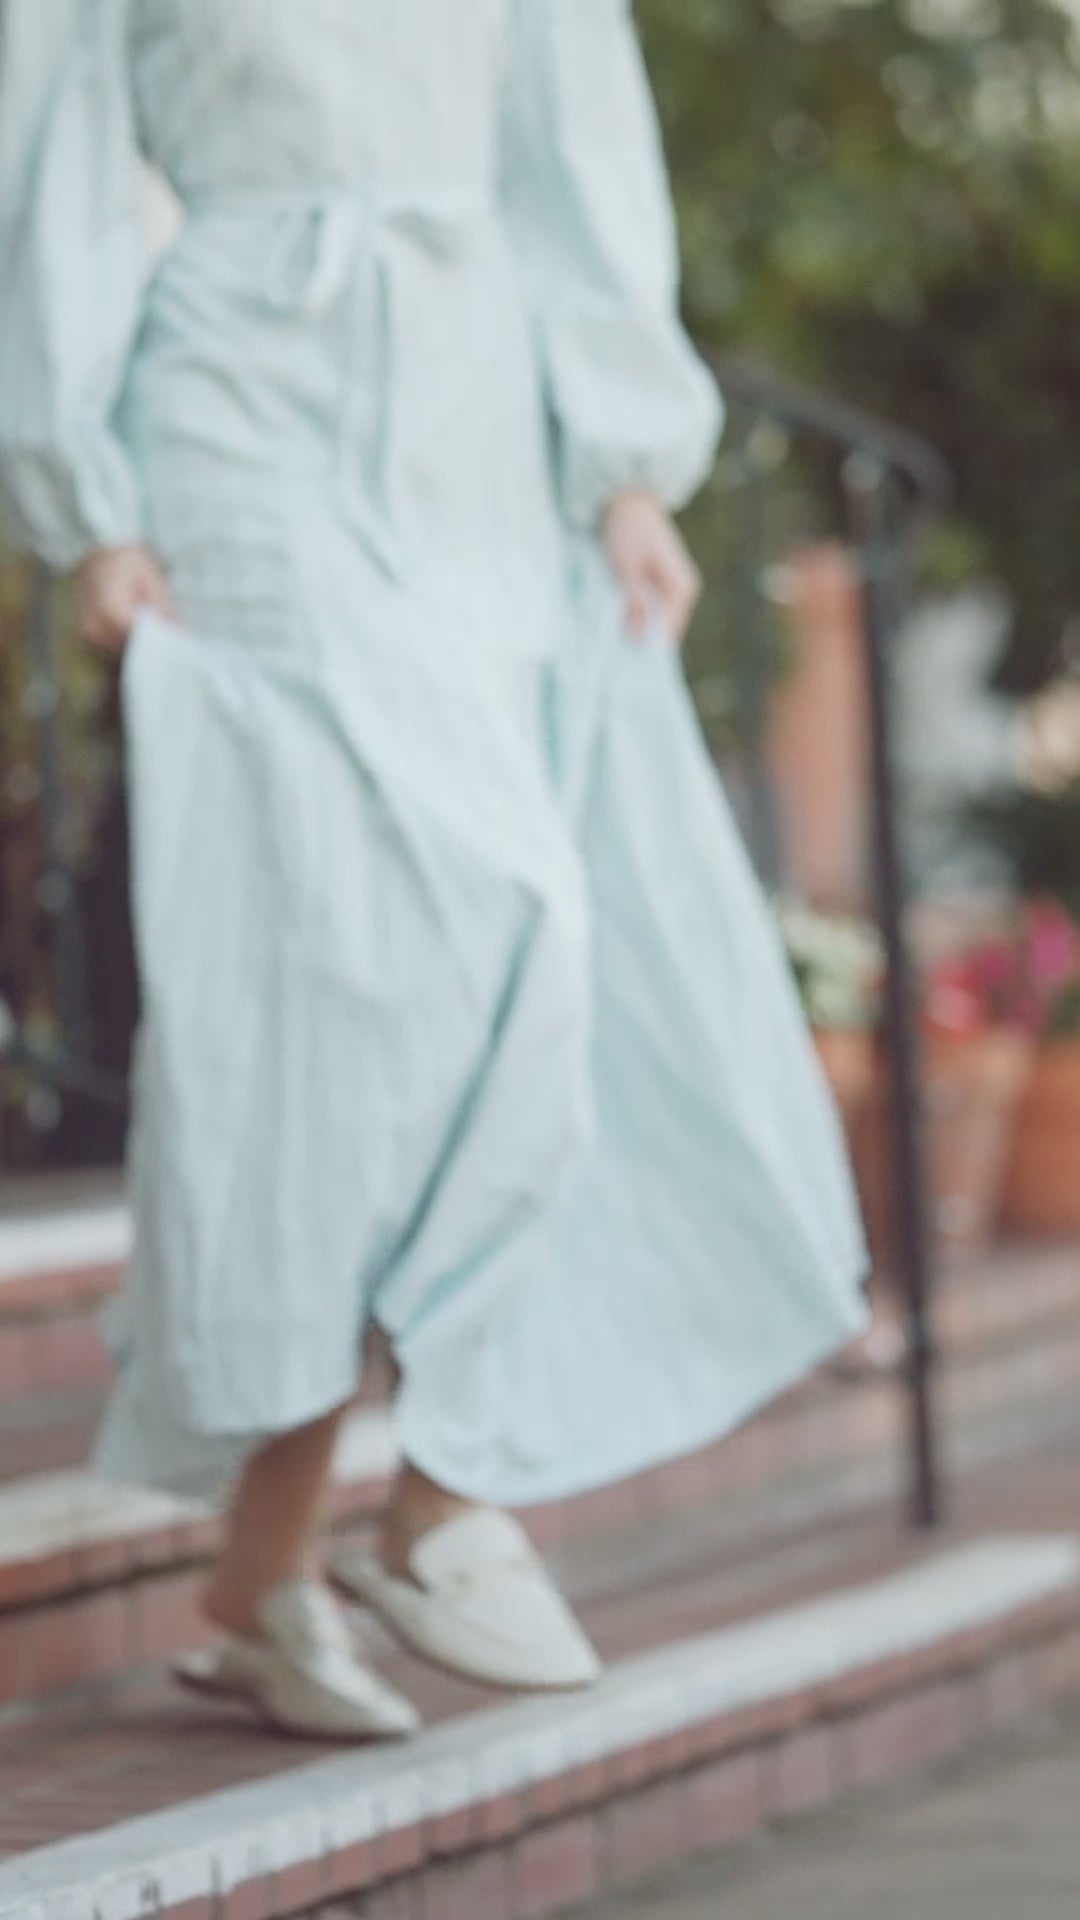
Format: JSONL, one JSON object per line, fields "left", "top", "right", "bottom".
{"left": 0, "top": 1236, "right": 1077, "bottom": 1743}
{"left": 0, "top": 1506, "right": 1016, "bottom": 1831}
{"left": 0, "top": 1405, "right": 396, "bottom": 1589}
{"left": 0, "top": 1388, "right": 104, "bottom": 1485}
{"left": 1, "top": 1242, "right": 1079, "bottom": 1619}
{"left": 0, "top": 1197, "right": 129, "bottom": 1292}
{"left": 0, "top": 1443, "right": 1077, "bottom": 1918}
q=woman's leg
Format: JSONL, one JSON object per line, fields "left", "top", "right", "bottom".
{"left": 364, "top": 1333, "right": 475, "bottom": 1576}
{"left": 205, "top": 1402, "right": 352, "bottom": 1638}
{"left": 182, "top": 1403, "right": 423, "bottom": 1739}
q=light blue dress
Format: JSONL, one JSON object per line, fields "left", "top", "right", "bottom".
{"left": 0, "top": 0, "right": 867, "bottom": 1506}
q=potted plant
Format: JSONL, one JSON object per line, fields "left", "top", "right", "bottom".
{"left": 1003, "top": 906, "right": 1080, "bottom": 1235}
{"left": 777, "top": 901, "right": 884, "bottom": 1131}
{"left": 778, "top": 902, "right": 897, "bottom": 1366}
{"left": 857, "top": 901, "right": 1079, "bottom": 1266}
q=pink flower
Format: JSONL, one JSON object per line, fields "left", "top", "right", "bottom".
{"left": 1025, "top": 900, "right": 1080, "bottom": 1000}
{"left": 922, "top": 900, "right": 1080, "bottom": 1040}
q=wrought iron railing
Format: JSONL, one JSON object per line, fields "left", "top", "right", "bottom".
{"left": 0, "top": 356, "right": 953, "bottom": 1527}
{"left": 712, "top": 354, "right": 952, "bottom": 1530}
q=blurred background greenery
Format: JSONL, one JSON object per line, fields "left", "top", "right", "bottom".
{"left": 644, "top": 0, "right": 1080, "bottom": 680}
{"left": 642, "top": 0, "right": 1080, "bottom": 896}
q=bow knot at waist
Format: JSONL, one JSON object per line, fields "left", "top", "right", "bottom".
{"left": 182, "top": 182, "right": 494, "bottom": 313}
{"left": 175, "top": 182, "right": 499, "bottom": 577}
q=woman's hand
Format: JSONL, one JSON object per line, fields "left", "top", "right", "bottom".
{"left": 75, "top": 544, "right": 175, "bottom": 656}
{"left": 601, "top": 489, "right": 702, "bottom": 645}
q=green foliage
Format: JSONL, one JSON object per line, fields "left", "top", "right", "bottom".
{"left": 640, "top": 0, "right": 1080, "bottom": 681}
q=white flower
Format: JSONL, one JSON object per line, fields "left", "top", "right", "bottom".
{"left": 775, "top": 898, "right": 885, "bottom": 1031}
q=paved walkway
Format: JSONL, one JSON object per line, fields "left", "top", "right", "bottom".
{"left": 571, "top": 1707, "right": 1080, "bottom": 1919}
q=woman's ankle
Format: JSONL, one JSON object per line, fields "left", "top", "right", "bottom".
{"left": 203, "top": 1549, "right": 316, "bottom": 1639}
{"left": 381, "top": 1464, "right": 480, "bottom": 1579}
{"left": 203, "top": 1569, "right": 264, "bottom": 1640}
{"left": 203, "top": 1405, "right": 350, "bottom": 1638}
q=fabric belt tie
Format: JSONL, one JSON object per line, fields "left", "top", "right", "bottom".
{"left": 183, "top": 184, "right": 491, "bottom": 577}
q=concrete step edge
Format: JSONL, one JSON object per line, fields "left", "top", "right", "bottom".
{"left": 0, "top": 1203, "right": 130, "bottom": 1293}
{"left": 1, "top": 1532, "right": 1077, "bottom": 1920}
{"left": 6, "top": 1303, "right": 1080, "bottom": 1625}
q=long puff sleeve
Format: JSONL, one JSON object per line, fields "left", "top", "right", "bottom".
{"left": 0, "top": 0, "right": 147, "bottom": 569}
{"left": 500, "top": 0, "right": 722, "bottom": 534}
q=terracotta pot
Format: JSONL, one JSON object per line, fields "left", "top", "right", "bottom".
{"left": 851, "top": 1029, "right": 1034, "bottom": 1269}
{"left": 1002, "top": 1038, "right": 1080, "bottom": 1235}
{"left": 767, "top": 545, "right": 871, "bottom": 914}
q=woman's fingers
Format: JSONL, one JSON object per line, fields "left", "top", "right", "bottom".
{"left": 620, "top": 546, "right": 701, "bottom": 645}
{"left": 624, "top": 577, "right": 652, "bottom": 637}
{"left": 657, "top": 546, "right": 703, "bottom": 643}
{"left": 82, "top": 597, "right": 130, "bottom": 655}
{"left": 651, "top": 519, "right": 703, "bottom": 642}
{"left": 601, "top": 490, "right": 703, "bottom": 645}
{"left": 76, "top": 544, "right": 174, "bottom": 654}
{"left": 138, "top": 553, "right": 178, "bottom": 622}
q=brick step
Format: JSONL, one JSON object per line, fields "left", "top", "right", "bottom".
{"left": 0, "top": 1183, "right": 127, "bottom": 1290}
{"left": 1, "top": 1443, "right": 1079, "bottom": 1920}
{"left": 4, "top": 1243, "right": 1080, "bottom": 1712}
{"left": 0, "top": 1405, "right": 399, "bottom": 1709}
{"left": 0, "top": 1197, "right": 127, "bottom": 1402}
{"left": 0, "top": 1180, "right": 1076, "bottom": 1415}
{"left": 3, "top": 1232, "right": 1078, "bottom": 1483}
{"left": 0, "top": 1385, "right": 102, "bottom": 1484}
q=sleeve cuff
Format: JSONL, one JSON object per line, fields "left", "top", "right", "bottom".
{"left": 558, "top": 396, "right": 724, "bottom": 534}
{"left": 0, "top": 437, "right": 144, "bottom": 573}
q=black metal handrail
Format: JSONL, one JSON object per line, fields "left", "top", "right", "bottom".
{"left": 710, "top": 350, "right": 951, "bottom": 1530}
{"left": 715, "top": 356, "right": 952, "bottom": 524}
